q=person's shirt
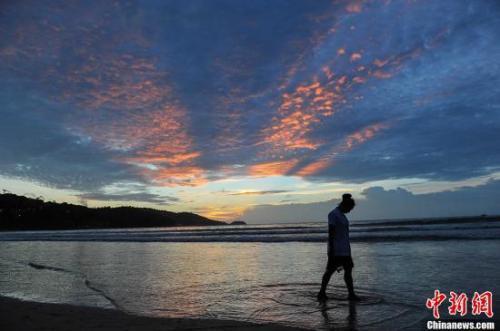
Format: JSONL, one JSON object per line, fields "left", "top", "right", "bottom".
{"left": 327, "top": 207, "right": 351, "bottom": 256}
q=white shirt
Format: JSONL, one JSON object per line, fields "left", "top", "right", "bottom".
{"left": 327, "top": 207, "right": 351, "bottom": 256}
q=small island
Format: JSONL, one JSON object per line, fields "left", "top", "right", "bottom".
{"left": 230, "top": 220, "right": 247, "bottom": 225}
{"left": 0, "top": 193, "right": 225, "bottom": 231}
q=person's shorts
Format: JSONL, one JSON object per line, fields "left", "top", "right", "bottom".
{"left": 326, "top": 255, "right": 353, "bottom": 272}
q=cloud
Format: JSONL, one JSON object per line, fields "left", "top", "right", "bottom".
{"left": 228, "top": 190, "right": 290, "bottom": 196}
{"left": 0, "top": 0, "right": 499, "bottom": 195}
{"left": 248, "top": 160, "right": 299, "bottom": 177}
{"left": 294, "top": 122, "right": 389, "bottom": 177}
{"left": 78, "top": 192, "right": 178, "bottom": 204}
{"left": 0, "top": 87, "right": 143, "bottom": 191}
{"left": 241, "top": 179, "right": 500, "bottom": 224}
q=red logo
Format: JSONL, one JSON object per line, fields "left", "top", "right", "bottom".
{"left": 472, "top": 291, "right": 494, "bottom": 318}
{"left": 448, "top": 292, "right": 468, "bottom": 316}
{"left": 426, "top": 290, "right": 494, "bottom": 319}
{"left": 426, "top": 290, "right": 447, "bottom": 319}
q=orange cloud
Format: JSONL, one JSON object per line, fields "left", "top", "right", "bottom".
{"left": 248, "top": 159, "right": 299, "bottom": 177}
{"left": 260, "top": 79, "right": 345, "bottom": 157}
{"left": 260, "top": 31, "right": 399, "bottom": 169}
{"left": 0, "top": 4, "right": 209, "bottom": 188}
{"left": 353, "top": 76, "right": 367, "bottom": 84}
{"left": 295, "top": 159, "right": 332, "bottom": 177}
{"left": 62, "top": 54, "right": 205, "bottom": 187}
{"left": 295, "top": 122, "right": 389, "bottom": 177}
{"left": 341, "top": 122, "right": 389, "bottom": 151}
{"left": 373, "top": 58, "right": 389, "bottom": 67}
{"left": 145, "top": 166, "right": 207, "bottom": 187}
{"left": 116, "top": 105, "right": 205, "bottom": 186}
{"left": 346, "top": 2, "right": 363, "bottom": 13}
{"left": 350, "top": 52, "right": 362, "bottom": 62}
{"left": 372, "top": 70, "right": 393, "bottom": 79}
{"left": 125, "top": 152, "right": 201, "bottom": 167}
{"left": 337, "top": 75, "right": 348, "bottom": 85}
{"left": 322, "top": 66, "right": 335, "bottom": 80}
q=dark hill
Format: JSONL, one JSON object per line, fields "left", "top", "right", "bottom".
{"left": 0, "top": 193, "right": 225, "bottom": 231}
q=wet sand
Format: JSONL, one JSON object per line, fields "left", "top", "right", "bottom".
{"left": 0, "top": 296, "right": 307, "bottom": 331}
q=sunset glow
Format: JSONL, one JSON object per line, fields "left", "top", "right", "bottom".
{"left": 1, "top": 0, "right": 499, "bottom": 222}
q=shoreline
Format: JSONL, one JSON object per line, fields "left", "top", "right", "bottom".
{"left": 0, "top": 295, "right": 308, "bottom": 331}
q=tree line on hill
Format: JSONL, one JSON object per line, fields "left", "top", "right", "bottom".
{"left": 0, "top": 193, "right": 225, "bottom": 231}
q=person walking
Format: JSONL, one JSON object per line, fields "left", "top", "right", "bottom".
{"left": 317, "top": 193, "right": 359, "bottom": 301}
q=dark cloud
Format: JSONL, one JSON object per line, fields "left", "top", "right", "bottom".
{"left": 0, "top": 0, "right": 499, "bottom": 192}
{"left": 78, "top": 192, "right": 178, "bottom": 204}
{"left": 0, "top": 86, "right": 143, "bottom": 191}
{"left": 241, "top": 179, "right": 500, "bottom": 224}
{"left": 292, "top": 0, "right": 500, "bottom": 182}
{"left": 77, "top": 181, "right": 179, "bottom": 204}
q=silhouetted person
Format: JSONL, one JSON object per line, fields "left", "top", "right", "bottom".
{"left": 317, "top": 193, "right": 359, "bottom": 301}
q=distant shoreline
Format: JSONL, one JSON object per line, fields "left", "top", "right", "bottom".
{"left": 0, "top": 193, "right": 226, "bottom": 231}
{"left": 0, "top": 295, "right": 307, "bottom": 331}
{"left": 1, "top": 192, "right": 497, "bottom": 232}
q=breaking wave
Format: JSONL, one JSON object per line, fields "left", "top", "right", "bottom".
{"left": 0, "top": 217, "right": 498, "bottom": 243}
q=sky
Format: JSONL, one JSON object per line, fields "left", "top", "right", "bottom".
{"left": 1, "top": 0, "right": 499, "bottom": 223}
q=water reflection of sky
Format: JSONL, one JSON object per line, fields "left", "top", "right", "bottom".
{"left": 1, "top": 240, "right": 499, "bottom": 329}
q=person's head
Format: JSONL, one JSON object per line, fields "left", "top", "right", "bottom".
{"left": 338, "top": 193, "right": 355, "bottom": 213}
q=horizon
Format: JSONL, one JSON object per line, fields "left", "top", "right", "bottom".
{"left": 1, "top": 190, "right": 498, "bottom": 225}
{"left": 1, "top": 0, "right": 500, "bottom": 223}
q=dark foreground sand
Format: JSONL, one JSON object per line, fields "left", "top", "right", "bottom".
{"left": 0, "top": 296, "right": 307, "bottom": 331}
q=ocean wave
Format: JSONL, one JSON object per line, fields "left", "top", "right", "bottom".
{"left": 0, "top": 232, "right": 498, "bottom": 243}
{"left": 0, "top": 217, "right": 498, "bottom": 243}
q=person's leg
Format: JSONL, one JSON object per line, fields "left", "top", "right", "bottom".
{"left": 344, "top": 265, "right": 360, "bottom": 300}
{"left": 319, "top": 268, "right": 334, "bottom": 294}
{"left": 344, "top": 266, "right": 354, "bottom": 295}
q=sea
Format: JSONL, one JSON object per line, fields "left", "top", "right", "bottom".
{"left": 0, "top": 217, "right": 499, "bottom": 330}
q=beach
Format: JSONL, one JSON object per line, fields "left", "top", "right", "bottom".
{"left": 2, "top": 0, "right": 500, "bottom": 329}
{"left": 0, "top": 296, "right": 306, "bottom": 331}
{"left": 1, "top": 219, "right": 499, "bottom": 330}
